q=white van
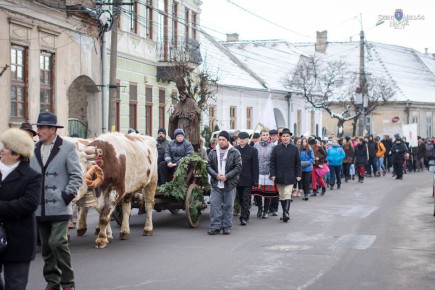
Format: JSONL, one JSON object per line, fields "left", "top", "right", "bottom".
{"left": 210, "top": 129, "right": 259, "bottom": 143}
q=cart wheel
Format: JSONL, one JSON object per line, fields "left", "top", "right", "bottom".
{"left": 112, "top": 203, "right": 131, "bottom": 226}
{"left": 169, "top": 209, "right": 180, "bottom": 214}
{"left": 112, "top": 203, "right": 123, "bottom": 226}
{"left": 185, "top": 184, "right": 203, "bottom": 228}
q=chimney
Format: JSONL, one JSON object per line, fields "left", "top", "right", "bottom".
{"left": 226, "top": 33, "right": 239, "bottom": 42}
{"left": 315, "top": 30, "right": 328, "bottom": 53}
{"left": 425, "top": 48, "right": 429, "bottom": 55}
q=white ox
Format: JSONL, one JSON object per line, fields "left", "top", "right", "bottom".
{"left": 73, "top": 132, "right": 157, "bottom": 248}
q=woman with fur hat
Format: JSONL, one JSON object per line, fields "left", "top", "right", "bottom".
{"left": 0, "top": 128, "right": 42, "bottom": 290}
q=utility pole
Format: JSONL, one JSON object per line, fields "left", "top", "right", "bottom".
{"left": 357, "top": 29, "right": 366, "bottom": 136}
{"left": 108, "top": 0, "right": 121, "bottom": 132}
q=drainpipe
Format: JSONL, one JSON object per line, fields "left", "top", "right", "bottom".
{"left": 285, "top": 93, "right": 292, "bottom": 128}
{"left": 101, "top": 31, "right": 106, "bottom": 134}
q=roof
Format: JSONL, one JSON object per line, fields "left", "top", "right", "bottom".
{"left": 293, "top": 41, "right": 435, "bottom": 103}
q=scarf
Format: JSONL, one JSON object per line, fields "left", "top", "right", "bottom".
{"left": 0, "top": 161, "right": 20, "bottom": 181}
{"left": 216, "top": 143, "right": 232, "bottom": 188}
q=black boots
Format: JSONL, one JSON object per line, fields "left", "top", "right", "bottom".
{"left": 256, "top": 196, "right": 263, "bottom": 217}
{"left": 280, "top": 200, "right": 291, "bottom": 222}
{"left": 262, "top": 198, "right": 271, "bottom": 219}
{"left": 337, "top": 184, "right": 341, "bottom": 189}
{"left": 302, "top": 191, "right": 309, "bottom": 201}
{"left": 330, "top": 184, "right": 334, "bottom": 190}
{"left": 310, "top": 189, "right": 318, "bottom": 197}
{"left": 321, "top": 187, "right": 326, "bottom": 195}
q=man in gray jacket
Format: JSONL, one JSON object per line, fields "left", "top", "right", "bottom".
{"left": 206, "top": 131, "right": 242, "bottom": 235}
{"left": 30, "top": 112, "right": 82, "bottom": 290}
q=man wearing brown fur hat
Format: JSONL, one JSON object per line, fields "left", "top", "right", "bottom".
{"left": 30, "top": 112, "right": 82, "bottom": 290}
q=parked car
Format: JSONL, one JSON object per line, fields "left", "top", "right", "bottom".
{"left": 429, "top": 160, "right": 435, "bottom": 216}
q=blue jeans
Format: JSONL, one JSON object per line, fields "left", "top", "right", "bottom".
{"left": 377, "top": 157, "right": 386, "bottom": 173}
{"left": 329, "top": 165, "right": 342, "bottom": 185}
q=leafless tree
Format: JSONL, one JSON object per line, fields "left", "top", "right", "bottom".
{"left": 286, "top": 55, "right": 395, "bottom": 137}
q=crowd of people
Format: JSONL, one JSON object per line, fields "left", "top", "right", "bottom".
{"left": 2, "top": 111, "right": 435, "bottom": 289}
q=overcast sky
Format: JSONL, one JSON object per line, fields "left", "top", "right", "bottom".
{"left": 200, "top": 0, "right": 435, "bottom": 54}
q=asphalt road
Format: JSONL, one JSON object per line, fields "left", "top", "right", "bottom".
{"left": 27, "top": 171, "right": 435, "bottom": 290}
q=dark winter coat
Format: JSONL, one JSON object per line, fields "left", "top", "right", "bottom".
{"left": 367, "top": 139, "right": 377, "bottom": 159}
{"left": 156, "top": 138, "right": 169, "bottom": 150}
{"left": 352, "top": 143, "right": 368, "bottom": 166}
{"left": 270, "top": 143, "right": 301, "bottom": 185}
{"left": 417, "top": 142, "right": 426, "bottom": 159}
{"left": 312, "top": 145, "right": 327, "bottom": 168}
{"left": 235, "top": 144, "right": 259, "bottom": 187}
{"left": 207, "top": 147, "right": 242, "bottom": 190}
{"left": 157, "top": 143, "right": 165, "bottom": 164}
{"left": 164, "top": 139, "right": 194, "bottom": 165}
{"left": 425, "top": 143, "right": 434, "bottom": 158}
{"left": 0, "top": 161, "right": 42, "bottom": 263}
{"left": 391, "top": 140, "right": 408, "bottom": 164}
{"left": 342, "top": 144, "right": 354, "bottom": 163}
{"left": 382, "top": 139, "right": 393, "bottom": 155}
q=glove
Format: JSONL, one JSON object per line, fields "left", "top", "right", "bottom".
{"left": 61, "top": 191, "right": 75, "bottom": 206}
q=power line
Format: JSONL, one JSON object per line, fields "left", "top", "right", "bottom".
{"left": 225, "top": 0, "right": 312, "bottom": 39}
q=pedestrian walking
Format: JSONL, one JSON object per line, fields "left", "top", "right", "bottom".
{"left": 293, "top": 137, "right": 303, "bottom": 197}
{"left": 252, "top": 129, "right": 279, "bottom": 219}
{"left": 375, "top": 136, "right": 387, "bottom": 176}
{"left": 417, "top": 137, "right": 426, "bottom": 172}
{"left": 326, "top": 139, "right": 345, "bottom": 190}
{"left": 352, "top": 138, "right": 369, "bottom": 183}
{"left": 309, "top": 138, "right": 327, "bottom": 196}
{"left": 29, "top": 112, "right": 82, "bottom": 290}
{"left": 0, "top": 129, "right": 42, "bottom": 290}
{"left": 207, "top": 131, "right": 242, "bottom": 235}
{"left": 382, "top": 135, "right": 393, "bottom": 172}
{"left": 424, "top": 139, "right": 434, "bottom": 168}
{"left": 366, "top": 135, "right": 378, "bottom": 177}
{"left": 270, "top": 128, "right": 301, "bottom": 222}
{"left": 268, "top": 129, "right": 280, "bottom": 215}
{"left": 299, "top": 138, "right": 314, "bottom": 201}
{"left": 391, "top": 134, "right": 408, "bottom": 180}
{"left": 342, "top": 137, "right": 354, "bottom": 182}
{"left": 235, "top": 132, "right": 259, "bottom": 226}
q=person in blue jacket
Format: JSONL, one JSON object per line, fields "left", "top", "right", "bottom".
{"left": 326, "top": 138, "right": 346, "bottom": 190}
{"left": 299, "top": 138, "right": 315, "bottom": 200}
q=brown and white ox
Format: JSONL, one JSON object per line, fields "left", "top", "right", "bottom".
{"left": 73, "top": 132, "right": 157, "bottom": 248}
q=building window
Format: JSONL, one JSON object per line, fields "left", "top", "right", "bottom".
{"left": 172, "top": 2, "right": 178, "bottom": 49}
{"left": 192, "top": 12, "right": 197, "bottom": 40}
{"left": 427, "top": 117, "right": 432, "bottom": 138}
{"left": 158, "top": 0, "right": 168, "bottom": 60}
{"left": 230, "top": 106, "right": 237, "bottom": 129}
{"left": 185, "top": 8, "right": 189, "bottom": 50}
{"left": 412, "top": 116, "right": 418, "bottom": 124}
{"left": 146, "top": 0, "right": 153, "bottom": 39}
{"left": 159, "top": 88, "right": 165, "bottom": 129}
{"left": 311, "top": 111, "right": 315, "bottom": 135}
{"left": 146, "top": 86, "right": 153, "bottom": 135}
{"left": 129, "top": 83, "right": 138, "bottom": 130}
{"left": 129, "top": 1, "right": 138, "bottom": 33}
{"left": 40, "top": 52, "right": 54, "bottom": 113}
{"left": 247, "top": 107, "right": 252, "bottom": 129}
{"left": 209, "top": 105, "right": 216, "bottom": 130}
{"left": 365, "top": 116, "right": 371, "bottom": 135}
{"left": 115, "top": 80, "right": 121, "bottom": 132}
{"left": 11, "top": 45, "right": 27, "bottom": 119}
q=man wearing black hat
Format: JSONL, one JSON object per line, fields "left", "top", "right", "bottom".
{"left": 207, "top": 131, "right": 242, "bottom": 234}
{"left": 235, "top": 132, "right": 259, "bottom": 225}
{"left": 30, "top": 112, "right": 82, "bottom": 290}
{"left": 270, "top": 128, "right": 301, "bottom": 222}
{"left": 156, "top": 128, "right": 169, "bottom": 150}
{"left": 249, "top": 132, "right": 260, "bottom": 146}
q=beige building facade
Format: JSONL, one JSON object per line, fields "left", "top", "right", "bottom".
{"left": 0, "top": 0, "right": 103, "bottom": 137}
